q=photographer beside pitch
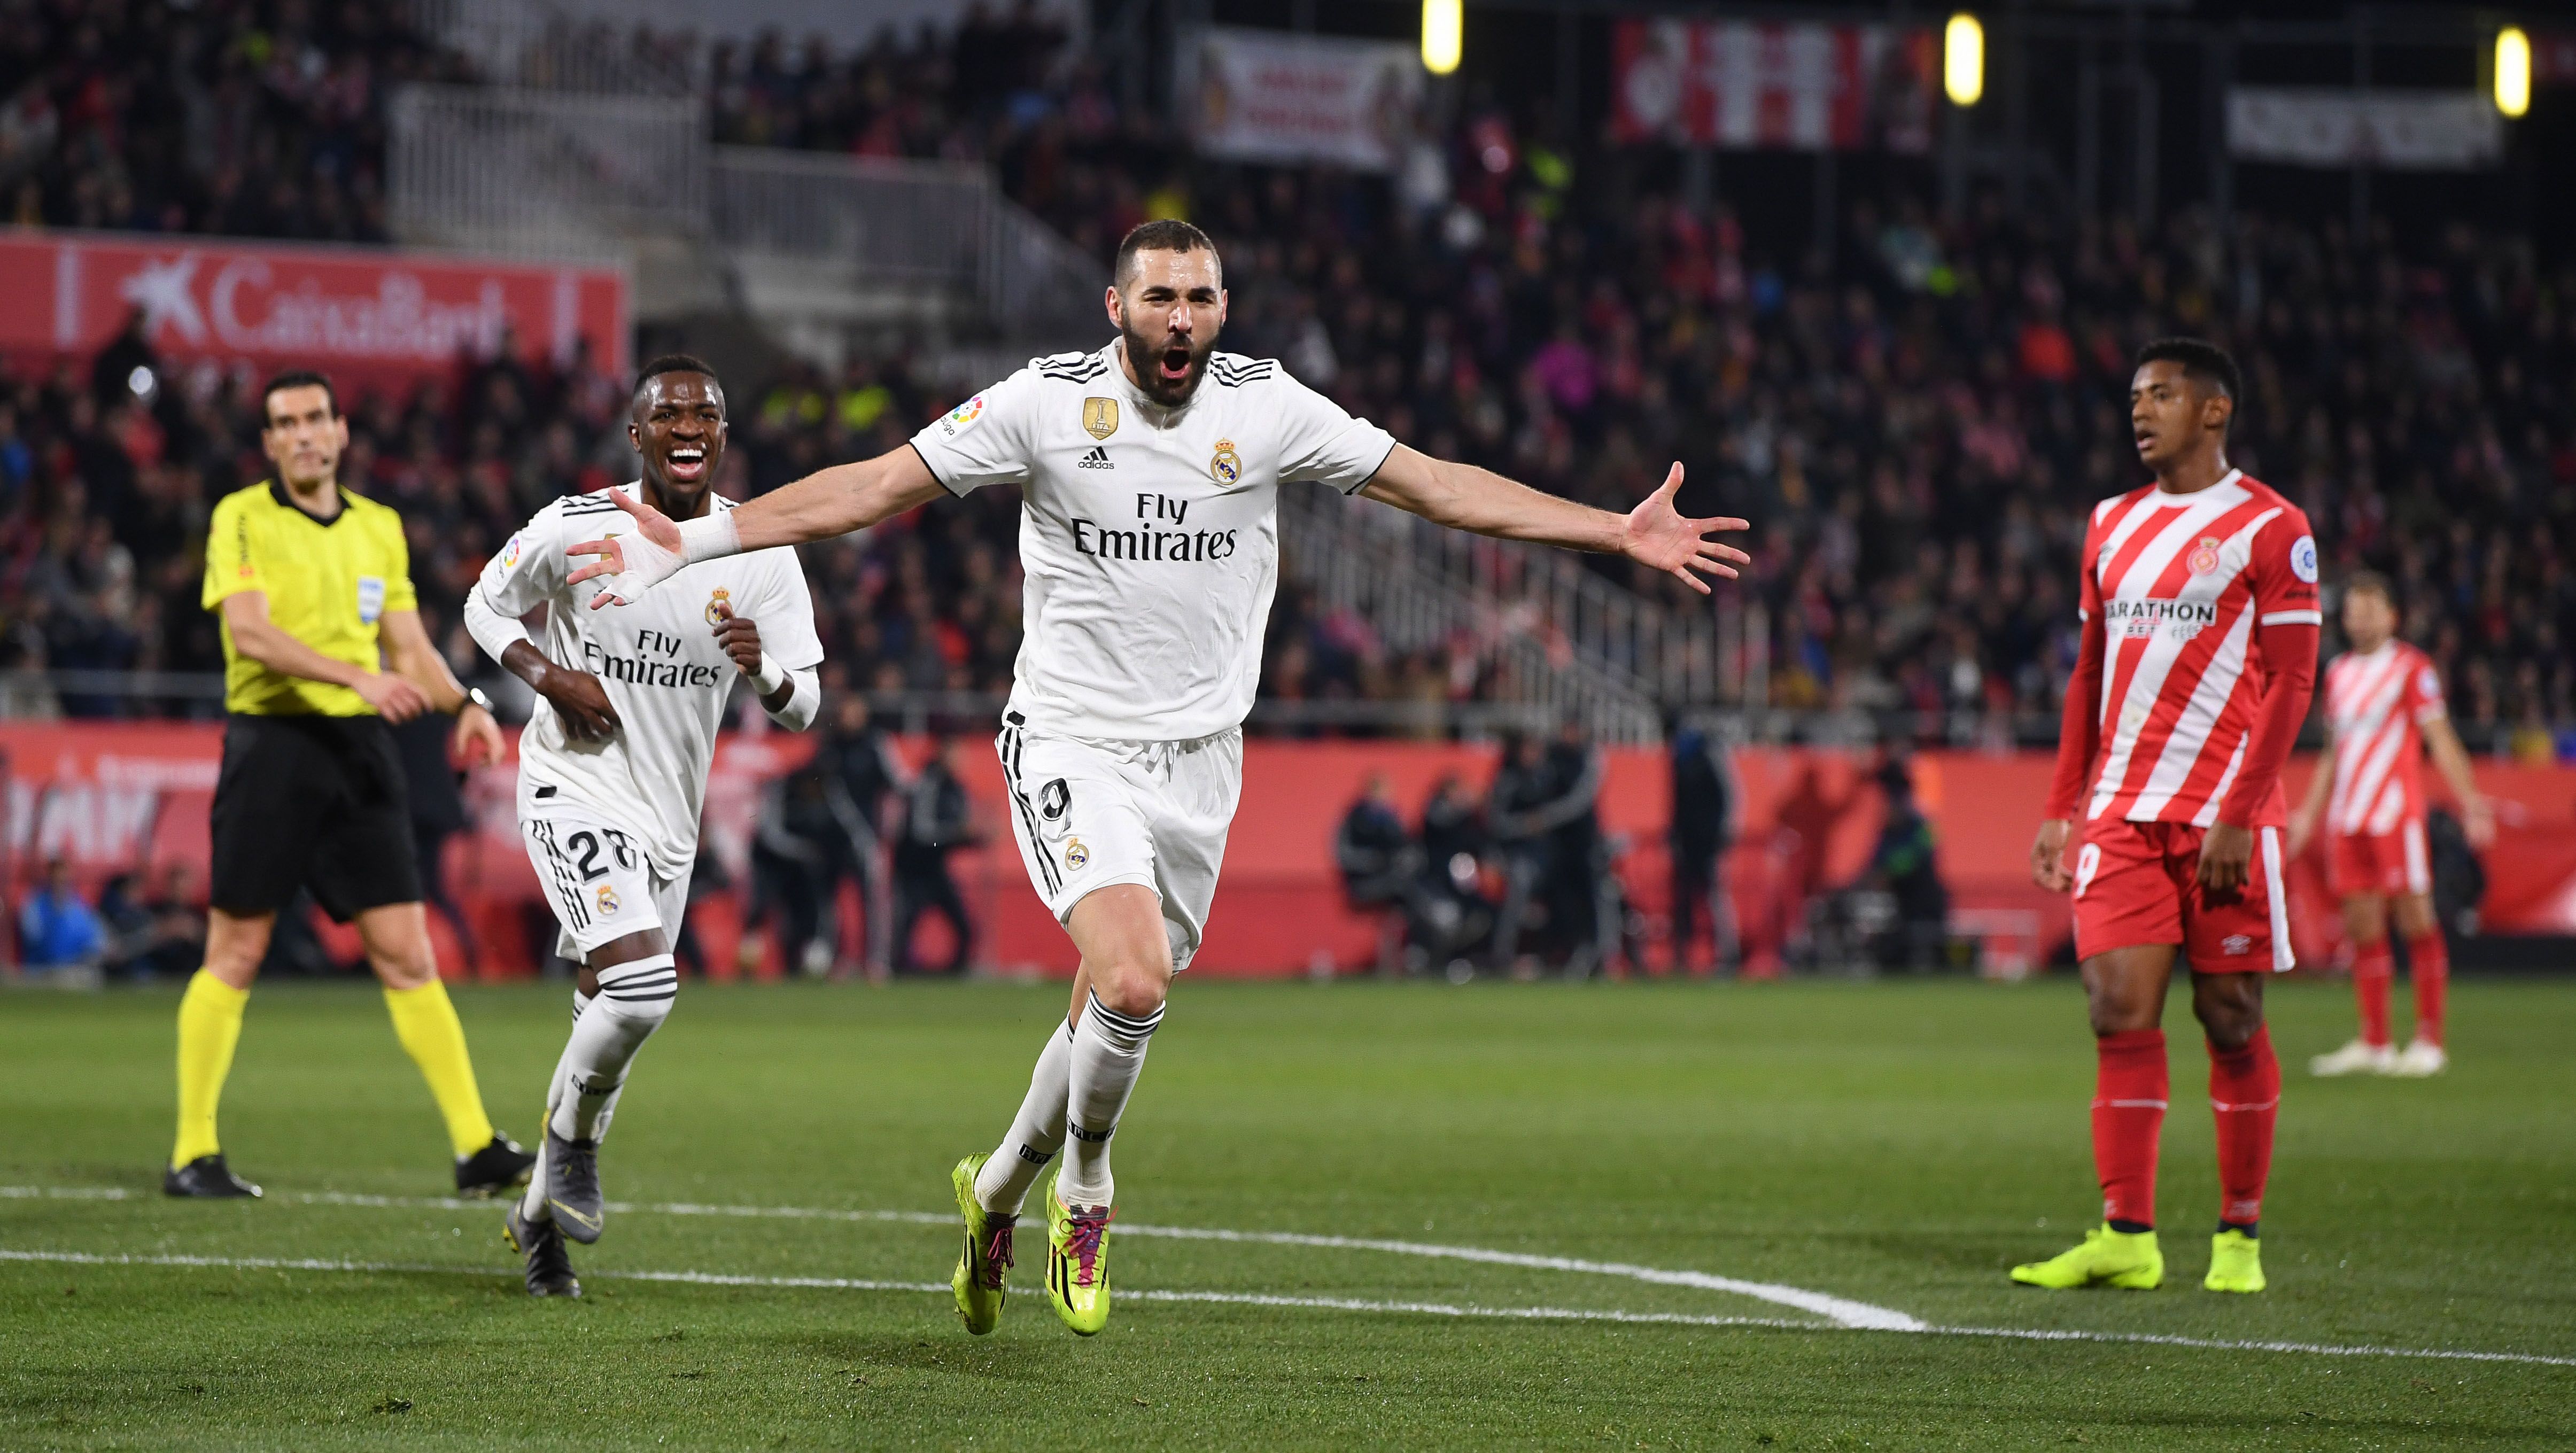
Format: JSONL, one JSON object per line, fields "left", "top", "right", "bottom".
{"left": 172, "top": 370, "right": 528, "bottom": 1200}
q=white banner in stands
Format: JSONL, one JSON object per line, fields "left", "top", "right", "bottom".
{"left": 2226, "top": 89, "right": 2502, "bottom": 170}
{"left": 1178, "top": 27, "right": 1425, "bottom": 173}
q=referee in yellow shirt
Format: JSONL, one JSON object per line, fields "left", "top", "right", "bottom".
{"left": 169, "top": 369, "right": 535, "bottom": 1200}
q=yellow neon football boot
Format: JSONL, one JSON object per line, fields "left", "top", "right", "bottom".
{"left": 2009, "top": 1225, "right": 2163, "bottom": 1290}
{"left": 1043, "top": 1176, "right": 1114, "bottom": 1336}
{"left": 950, "top": 1154, "right": 1014, "bottom": 1335}
{"left": 2204, "top": 1229, "right": 2266, "bottom": 1293}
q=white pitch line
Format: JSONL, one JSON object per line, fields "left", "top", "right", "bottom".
{"left": 0, "top": 1184, "right": 1916, "bottom": 1330}
{"left": 6, "top": 1248, "right": 2573, "bottom": 1369}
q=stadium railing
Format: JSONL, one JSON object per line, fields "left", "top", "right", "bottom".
{"left": 387, "top": 84, "right": 706, "bottom": 261}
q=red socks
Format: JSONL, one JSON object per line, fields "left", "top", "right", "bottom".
{"left": 2208, "top": 1025, "right": 2280, "bottom": 1229}
{"left": 2092, "top": 1029, "right": 2168, "bottom": 1227}
{"left": 2351, "top": 938, "right": 2394, "bottom": 1048}
{"left": 2407, "top": 930, "right": 2448, "bottom": 1048}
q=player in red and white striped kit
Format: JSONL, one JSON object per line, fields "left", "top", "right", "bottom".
{"left": 2288, "top": 572, "right": 2491, "bottom": 1078}
{"left": 2017, "top": 339, "right": 2319, "bottom": 1296}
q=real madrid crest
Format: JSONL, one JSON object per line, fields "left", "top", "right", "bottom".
{"left": 1209, "top": 438, "right": 1242, "bottom": 485}
{"left": 1064, "top": 837, "right": 1089, "bottom": 870}
{"left": 595, "top": 883, "right": 621, "bottom": 915}
{"left": 1083, "top": 397, "right": 1119, "bottom": 440}
{"left": 705, "top": 586, "right": 733, "bottom": 625}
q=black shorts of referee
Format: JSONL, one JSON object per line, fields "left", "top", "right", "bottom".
{"left": 208, "top": 712, "right": 423, "bottom": 920}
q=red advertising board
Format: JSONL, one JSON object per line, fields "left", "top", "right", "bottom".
{"left": 1610, "top": 20, "right": 1936, "bottom": 153}
{"left": 5, "top": 723, "right": 2573, "bottom": 980}
{"left": 0, "top": 231, "right": 626, "bottom": 391}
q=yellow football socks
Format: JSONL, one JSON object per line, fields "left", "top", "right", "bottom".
{"left": 172, "top": 969, "right": 251, "bottom": 1168}
{"left": 383, "top": 980, "right": 496, "bottom": 1157}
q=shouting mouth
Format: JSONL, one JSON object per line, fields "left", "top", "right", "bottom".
{"left": 666, "top": 444, "right": 709, "bottom": 482}
{"left": 1156, "top": 343, "right": 1193, "bottom": 386}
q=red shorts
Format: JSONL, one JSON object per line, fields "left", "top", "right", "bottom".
{"left": 2071, "top": 819, "right": 2291, "bottom": 973}
{"left": 2327, "top": 820, "right": 2430, "bottom": 898}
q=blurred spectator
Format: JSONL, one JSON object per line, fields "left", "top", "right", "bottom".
{"left": 891, "top": 734, "right": 976, "bottom": 976}
{"left": 1859, "top": 758, "right": 1948, "bottom": 972}
{"left": 1488, "top": 725, "right": 1610, "bottom": 974}
{"left": 814, "top": 694, "right": 904, "bottom": 975}
{"left": 99, "top": 861, "right": 204, "bottom": 981}
{"left": 19, "top": 856, "right": 104, "bottom": 978}
{"left": 1669, "top": 724, "right": 1740, "bottom": 974}
{"left": 1333, "top": 771, "right": 1421, "bottom": 970}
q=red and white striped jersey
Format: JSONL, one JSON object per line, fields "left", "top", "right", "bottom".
{"left": 2073, "top": 471, "right": 2321, "bottom": 826}
{"left": 2322, "top": 640, "right": 2446, "bottom": 836}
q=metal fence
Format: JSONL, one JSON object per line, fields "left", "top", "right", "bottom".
{"left": 415, "top": 0, "right": 696, "bottom": 97}
{"left": 387, "top": 84, "right": 706, "bottom": 259}
{"left": 1278, "top": 491, "right": 1665, "bottom": 744}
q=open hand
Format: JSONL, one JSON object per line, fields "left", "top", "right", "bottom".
{"left": 2030, "top": 819, "right": 2074, "bottom": 892}
{"left": 569, "top": 488, "right": 685, "bottom": 609}
{"left": 451, "top": 701, "right": 506, "bottom": 766}
{"left": 536, "top": 664, "right": 621, "bottom": 742}
{"left": 1621, "top": 463, "right": 1750, "bottom": 595}
{"left": 354, "top": 671, "right": 433, "bottom": 724}
{"left": 2197, "top": 821, "right": 2253, "bottom": 894}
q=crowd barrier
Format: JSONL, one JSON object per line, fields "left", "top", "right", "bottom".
{"left": 4, "top": 722, "right": 2571, "bottom": 978}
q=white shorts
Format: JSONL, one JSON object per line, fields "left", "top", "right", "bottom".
{"left": 521, "top": 796, "right": 689, "bottom": 962}
{"left": 996, "top": 716, "right": 1241, "bottom": 974}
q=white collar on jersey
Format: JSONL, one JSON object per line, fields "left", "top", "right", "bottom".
{"left": 2149, "top": 467, "right": 2243, "bottom": 503}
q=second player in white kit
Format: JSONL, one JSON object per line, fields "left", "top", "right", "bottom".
{"left": 468, "top": 356, "right": 824, "bottom": 1297}
{"left": 567, "top": 222, "right": 1752, "bottom": 1335}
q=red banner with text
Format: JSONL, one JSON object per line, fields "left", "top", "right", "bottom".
{"left": 0, "top": 231, "right": 626, "bottom": 392}
{"left": 3, "top": 723, "right": 2572, "bottom": 978}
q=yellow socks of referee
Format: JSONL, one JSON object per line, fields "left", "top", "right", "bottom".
{"left": 173, "top": 969, "right": 252, "bottom": 1168}
{"left": 383, "top": 980, "right": 497, "bottom": 1158}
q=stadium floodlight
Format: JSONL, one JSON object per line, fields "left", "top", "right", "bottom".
{"left": 1423, "top": 0, "right": 1463, "bottom": 76}
{"left": 2495, "top": 27, "right": 2531, "bottom": 118}
{"left": 1944, "top": 13, "right": 1983, "bottom": 108}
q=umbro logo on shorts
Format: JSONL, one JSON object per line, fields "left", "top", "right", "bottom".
{"left": 1076, "top": 445, "right": 1114, "bottom": 470}
{"left": 2222, "top": 934, "right": 2253, "bottom": 955}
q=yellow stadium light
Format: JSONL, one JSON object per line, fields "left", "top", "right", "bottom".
{"left": 2496, "top": 27, "right": 2532, "bottom": 118}
{"left": 1944, "top": 13, "right": 1984, "bottom": 108}
{"left": 1423, "top": 0, "right": 1463, "bottom": 76}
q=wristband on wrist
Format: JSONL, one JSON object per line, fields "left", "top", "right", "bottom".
{"left": 677, "top": 510, "right": 742, "bottom": 564}
{"left": 749, "top": 654, "right": 786, "bottom": 694}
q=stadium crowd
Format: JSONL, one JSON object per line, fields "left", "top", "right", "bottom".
{"left": 0, "top": 3, "right": 2572, "bottom": 758}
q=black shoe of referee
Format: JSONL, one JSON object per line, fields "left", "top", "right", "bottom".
{"left": 164, "top": 1154, "right": 262, "bottom": 1199}
{"left": 544, "top": 1127, "right": 606, "bottom": 1244}
{"left": 455, "top": 1134, "right": 538, "bottom": 1199}
{"left": 504, "top": 1202, "right": 581, "bottom": 1298}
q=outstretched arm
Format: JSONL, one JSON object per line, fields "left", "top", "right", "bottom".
{"left": 1357, "top": 445, "right": 1749, "bottom": 595}
{"left": 570, "top": 446, "right": 946, "bottom": 606}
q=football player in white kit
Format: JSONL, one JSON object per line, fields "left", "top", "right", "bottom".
{"left": 569, "top": 223, "right": 1750, "bottom": 1334}
{"left": 465, "top": 355, "right": 825, "bottom": 1296}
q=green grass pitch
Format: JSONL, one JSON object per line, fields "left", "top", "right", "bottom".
{"left": 4, "top": 976, "right": 2573, "bottom": 1449}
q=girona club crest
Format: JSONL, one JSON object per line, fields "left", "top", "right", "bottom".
{"left": 2187, "top": 536, "right": 2222, "bottom": 576}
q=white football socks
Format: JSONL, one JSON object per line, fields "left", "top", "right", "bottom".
{"left": 974, "top": 1017, "right": 1075, "bottom": 1215}
{"left": 1058, "top": 990, "right": 1163, "bottom": 1208}
{"left": 523, "top": 985, "right": 597, "bottom": 1222}
{"left": 547, "top": 954, "right": 675, "bottom": 1144}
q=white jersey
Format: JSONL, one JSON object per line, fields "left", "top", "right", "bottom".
{"left": 910, "top": 343, "right": 1395, "bottom": 740}
{"left": 474, "top": 489, "right": 824, "bottom": 877}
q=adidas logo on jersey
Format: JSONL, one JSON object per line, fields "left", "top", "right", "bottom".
{"left": 1076, "top": 445, "right": 1114, "bottom": 470}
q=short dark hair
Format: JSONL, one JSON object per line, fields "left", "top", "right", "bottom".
{"left": 2135, "top": 337, "right": 2243, "bottom": 405}
{"left": 1113, "top": 219, "right": 1219, "bottom": 291}
{"left": 260, "top": 369, "right": 338, "bottom": 425}
{"left": 632, "top": 354, "right": 723, "bottom": 413}
{"left": 2344, "top": 570, "right": 2394, "bottom": 606}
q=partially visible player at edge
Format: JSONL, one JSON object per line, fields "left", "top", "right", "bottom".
{"left": 464, "top": 355, "right": 824, "bottom": 1297}
{"left": 177, "top": 369, "right": 526, "bottom": 1200}
{"left": 2019, "top": 338, "right": 2319, "bottom": 1296}
{"left": 2288, "top": 572, "right": 2491, "bottom": 1079}
{"left": 565, "top": 220, "right": 1751, "bottom": 1337}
